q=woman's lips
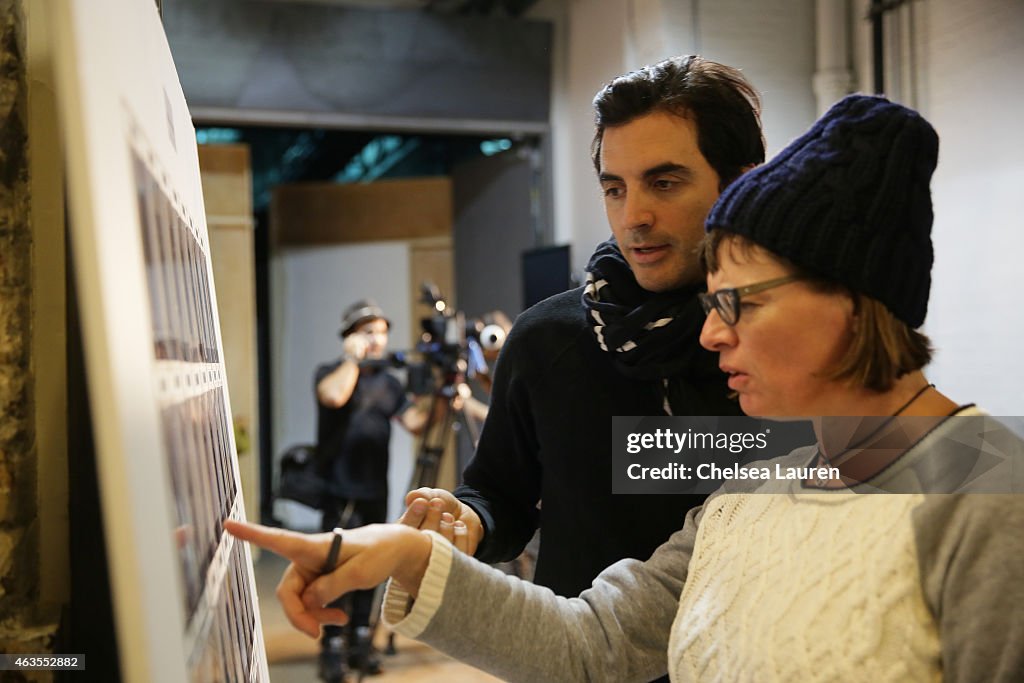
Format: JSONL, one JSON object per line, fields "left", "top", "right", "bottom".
{"left": 726, "top": 371, "right": 749, "bottom": 391}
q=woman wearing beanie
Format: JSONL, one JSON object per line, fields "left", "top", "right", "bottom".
{"left": 226, "top": 96, "right": 1024, "bottom": 682}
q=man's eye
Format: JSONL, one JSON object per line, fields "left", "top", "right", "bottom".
{"left": 603, "top": 186, "right": 623, "bottom": 198}
{"left": 653, "top": 178, "right": 677, "bottom": 190}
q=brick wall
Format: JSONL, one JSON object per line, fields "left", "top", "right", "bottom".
{"left": 0, "top": 0, "right": 55, "bottom": 668}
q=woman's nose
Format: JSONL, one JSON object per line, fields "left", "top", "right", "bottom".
{"left": 699, "top": 309, "right": 736, "bottom": 352}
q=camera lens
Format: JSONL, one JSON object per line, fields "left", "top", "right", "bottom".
{"left": 479, "top": 324, "right": 507, "bottom": 351}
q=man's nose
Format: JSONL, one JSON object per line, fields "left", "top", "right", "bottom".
{"left": 623, "top": 190, "right": 654, "bottom": 230}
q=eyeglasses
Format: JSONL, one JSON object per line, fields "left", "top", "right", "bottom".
{"left": 698, "top": 275, "right": 800, "bottom": 326}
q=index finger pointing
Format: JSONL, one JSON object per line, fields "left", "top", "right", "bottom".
{"left": 225, "top": 519, "right": 330, "bottom": 571}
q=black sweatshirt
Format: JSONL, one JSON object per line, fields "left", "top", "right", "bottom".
{"left": 454, "top": 287, "right": 741, "bottom": 598}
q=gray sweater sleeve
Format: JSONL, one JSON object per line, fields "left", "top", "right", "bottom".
{"left": 404, "top": 503, "right": 705, "bottom": 683}
{"left": 913, "top": 495, "right": 1024, "bottom": 682}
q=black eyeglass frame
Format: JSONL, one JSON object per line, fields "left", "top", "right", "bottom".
{"left": 699, "top": 275, "right": 801, "bottom": 325}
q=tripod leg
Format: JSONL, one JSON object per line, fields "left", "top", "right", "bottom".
{"left": 453, "top": 394, "right": 482, "bottom": 449}
{"left": 408, "top": 389, "right": 459, "bottom": 491}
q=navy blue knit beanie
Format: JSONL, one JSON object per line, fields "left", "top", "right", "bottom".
{"left": 705, "top": 94, "right": 939, "bottom": 328}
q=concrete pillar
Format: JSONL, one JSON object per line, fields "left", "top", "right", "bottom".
{"left": 813, "top": 0, "right": 855, "bottom": 113}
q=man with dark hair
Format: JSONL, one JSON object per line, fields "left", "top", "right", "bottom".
{"left": 591, "top": 56, "right": 764, "bottom": 188}
{"left": 404, "top": 55, "right": 763, "bottom": 604}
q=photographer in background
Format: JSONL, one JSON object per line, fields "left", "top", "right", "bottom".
{"left": 313, "top": 299, "right": 428, "bottom": 681}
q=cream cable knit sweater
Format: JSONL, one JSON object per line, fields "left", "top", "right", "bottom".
{"left": 670, "top": 493, "right": 939, "bottom": 682}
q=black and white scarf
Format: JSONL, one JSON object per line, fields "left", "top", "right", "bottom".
{"left": 582, "top": 239, "right": 731, "bottom": 413}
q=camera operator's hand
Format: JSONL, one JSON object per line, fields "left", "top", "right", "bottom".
{"left": 342, "top": 333, "right": 369, "bottom": 363}
{"left": 399, "top": 489, "right": 482, "bottom": 556}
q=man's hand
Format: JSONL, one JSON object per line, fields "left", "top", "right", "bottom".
{"left": 399, "top": 488, "right": 483, "bottom": 556}
{"left": 224, "top": 520, "right": 432, "bottom": 639}
{"left": 342, "top": 333, "right": 369, "bottom": 362}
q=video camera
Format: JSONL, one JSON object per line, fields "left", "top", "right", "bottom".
{"left": 417, "top": 282, "right": 507, "bottom": 372}
{"left": 374, "top": 283, "right": 506, "bottom": 396}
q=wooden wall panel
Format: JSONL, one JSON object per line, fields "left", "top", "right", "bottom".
{"left": 199, "top": 143, "right": 261, "bottom": 534}
{"left": 199, "top": 145, "right": 253, "bottom": 218}
{"left": 408, "top": 236, "right": 455, "bottom": 339}
{"left": 271, "top": 177, "right": 452, "bottom": 247}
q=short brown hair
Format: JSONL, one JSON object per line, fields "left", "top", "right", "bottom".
{"left": 826, "top": 297, "right": 933, "bottom": 392}
{"left": 699, "top": 231, "right": 932, "bottom": 391}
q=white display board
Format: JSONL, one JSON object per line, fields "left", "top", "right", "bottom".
{"left": 52, "top": 0, "right": 269, "bottom": 680}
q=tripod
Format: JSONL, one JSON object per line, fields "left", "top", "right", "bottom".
{"left": 362, "top": 370, "right": 482, "bottom": 680}
{"left": 410, "top": 376, "right": 481, "bottom": 491}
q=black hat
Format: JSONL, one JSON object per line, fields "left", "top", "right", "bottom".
{"left": 705, "top": 94, "right": 939, "bottom": 328}
{"left": 339, "top": 299, "right": 389, "bottom": 338}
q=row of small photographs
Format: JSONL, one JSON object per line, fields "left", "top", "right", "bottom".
{"left": 189, "top": 537, "right": 262, "bottom": 683}
{"left": 134, "top": 153, "right": 220, "bottom": 364}
{"left": 162, "top": 386, "right": 238, "bottom": 623}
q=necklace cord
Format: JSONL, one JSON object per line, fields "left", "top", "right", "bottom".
{"left": 890, "top": 382, "right": 935, "bottom": 418}
{"left": 818, "top": 383, "right": 935, "bottom": 469}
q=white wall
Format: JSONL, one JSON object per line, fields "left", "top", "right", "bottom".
{"left": 534, "top": 0, "right": 630, "bottom": 263}
{"left": 271, "top": 242, "right": 416, "bottom": 524}
{"left": 916, "top": 0, "right": 1024, "bottom": 413}
{"left": 698, "top": 0, "right": 817, "bottom": 159}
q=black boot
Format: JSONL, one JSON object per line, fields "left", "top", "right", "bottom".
{"left": 318, "top": 634, "right": 349, "bottom": 683}
{"left": 347, "top": 626, "right": 382, "bottom": 676}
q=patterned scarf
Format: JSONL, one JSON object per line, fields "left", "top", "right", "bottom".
{"left": 582, "top": 239, "right": 735, "bottom": 414}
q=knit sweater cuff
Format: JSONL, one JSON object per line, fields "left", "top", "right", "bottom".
{"left": 381, "top": 530, "right": 454, "bottom": 638}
